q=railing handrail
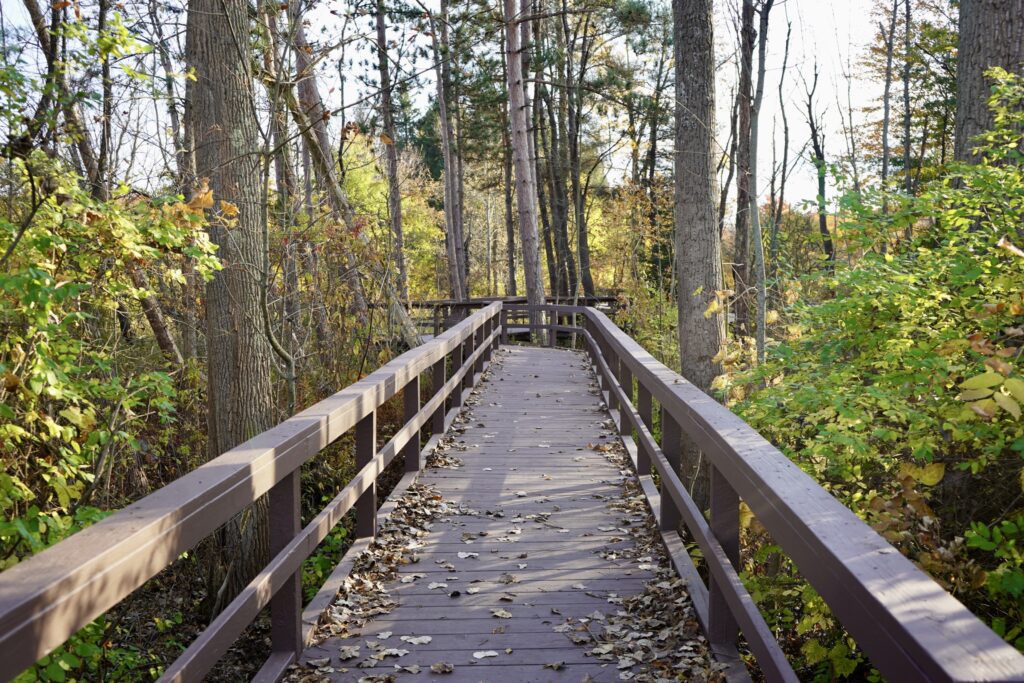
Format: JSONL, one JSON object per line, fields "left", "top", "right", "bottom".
{"left": 0, "top": 302, "right": 502, "bottom": 682}
{"left": 505, "top": 303, "right": 1024, "bottom": 683}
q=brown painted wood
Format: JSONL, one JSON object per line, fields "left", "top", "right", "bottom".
{"left": 303, "top": 347, "right": 671, "bottom": 682}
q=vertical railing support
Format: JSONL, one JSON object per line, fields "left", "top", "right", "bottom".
{"left": 660, "top": 409, "right": 681, "bottom": 532}
{"left": 403, "top": 375, "right": 421, "bottom": 473}
{"left": 548, "top": 310, "right": 556, "bottom": 348}
{"left": 618, "top": 361, "right": 633, "bottom": 436}
{"left": 269, "top": 469, "right": 301, "bottom": 660}
{"left": 500, "top": 308, "right": 509, "bottom": 345}
{"left": 474, "top": 324, "right": 485, "bottom": 375}
{"left": 433, "top": 307, "right": 441, "bottom": 337}
{"left": 709, "top": 465, "right": 741, "bottom": 651}
{"left": 452, "top": 345, "right": 464, "bottom": 409}
{"left": 431, "top": 356, "right": 446, "bottom": 435}
{"left": 637, "top": 384, "right": 653, "bottom": 476}
{"left": 356, "top": 411, "right": 377, "bottom": 538}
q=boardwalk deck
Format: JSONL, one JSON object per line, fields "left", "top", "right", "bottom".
{"left": 296, "top": 346, "right": 681, "bottom": 682}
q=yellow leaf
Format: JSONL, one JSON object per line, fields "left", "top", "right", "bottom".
{"left": 900, "top": 462, "right": 945, "bottom": 486}
{"left": 379, "top": 132, "right": 394, "bottom": 145}
{"left": 738, "top": 501, "right": 753, "bottom": 530}
{"left": 219, "top": 200, "right": 239, "bottom": 218}
{"left": 960, "top": 372, "right": 1005, "bottom": 390}
{"left": 187, "top": 178, "right": 214, "bottom": 211}
{"left": 994, "top": 392, "right": 1022, "bottom": 419}
{"left": 766, "top": 310, "right": 780, "bottom": 325}
{"left": 703, "top": 299, "right": 721, "bottom": 319}
{"left": 1004, "top": 377, "right": 1024, "bottom": 403}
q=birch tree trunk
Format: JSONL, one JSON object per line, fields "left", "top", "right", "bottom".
{"left": 674, "top": 0, "right": 724, "bottom": 511}
{"left": 506, "top": 0, "right": 546, "bottom": 334}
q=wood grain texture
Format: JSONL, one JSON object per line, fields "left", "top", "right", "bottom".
{"left": 302, "top": 347, "right": 659, "bottom": 681}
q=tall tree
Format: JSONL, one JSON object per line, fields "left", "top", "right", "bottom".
{"left": 505, "top": 0, "right": 546, "bottom": 325}
{"left": 748, "top": 0, "right": 774, "bottom": 364}
{"left": 376, "top": 0, "right": 409, "bottom": 302}
{"left": 732, "top": 0, "right": 755, "bottom": 333}
{"left": 954, "top": 0, "right": 1024, "bottom": 162}
{"left": 186, "top": 0, "right": 274, "bottom": 611}
{"left": 673, "top": 0, "right": 724, "bottom": 510}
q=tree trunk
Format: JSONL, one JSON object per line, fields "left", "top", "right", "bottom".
{"left": 902, "top": 0, "right": 913, "bottom": 201}
{"left": 673, "top": 0, "right": 724, "bottom": 511}
{"left": 427, "top": 12, "right": 467, "bottom": 302}
{"left": 506, "top": 0, "right": 546, "bottom": 333}
{"left": 953, "top": 0, "right": 1024, "bottom": 162}
{"left": 732, "top": 0, "right": 755, "bottom": 335}
{"left": 376, "top": 0, "right": 408, "bottom": 302}
{"left": 186, "top": 0, "right": 274, "bottom": 614}
{"left": 880, "top": 0, "right": 898, "bottom": 217}
{"left": 749, "top": 0, "right": 773, "bottom": 365}
{"left": 501, "top": 26, "right": 518, "bottom": 297}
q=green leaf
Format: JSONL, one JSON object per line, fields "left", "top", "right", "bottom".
{"left": 1005, "top": 377, "right": 1024, "bottom": 402}
{"left": 961, "top": 372, "right": 1005, "bottom": 390}
{"left": 994, "top": 392, "right": 1023, "bottom": 419}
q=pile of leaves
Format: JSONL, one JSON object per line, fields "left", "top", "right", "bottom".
{"left": 552, "top": 384, "right": 725, "bottom": 682}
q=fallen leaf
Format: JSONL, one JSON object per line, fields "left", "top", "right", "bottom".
{"left": 491, "top": 608, "right": 513, "bottom": 618}
{"left": 400, "top": 635, "right": 432, "bottom": 645}
{"left": 430, "top": 662, "right": 454, "bottom": 673}
{"left": 473, "top": 650, "right": 499, "bottom": 659}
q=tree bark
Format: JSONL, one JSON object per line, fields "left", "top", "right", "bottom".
{"left": 501, "top": 28, "right": 518, "bottom": 297}
{"left": 376, "top": 0, "right": 409, "bottom": 302}
{"left": 186, "top": 0, "right": 274, "bottom": 614}
{"left": 954, "top": 0, "right": 1024, "bottom": 162}
{"left": 673, "top": 0, "right": 724, "bottom": 511}
{"left": 506, "top": 0, "right": 546, "bottom": 333}
{"left": 749, "top": 0, "right": 773, "bottom": 364}
{"left": 732, "top": 0, "right": 755, "bottom": 334}
{"left": 880, "top": 0, "right": 898, "bottom": 215}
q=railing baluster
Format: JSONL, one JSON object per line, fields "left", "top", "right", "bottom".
{"left": 474, "top": 324, "right": 485, "bottom": 375}
{"left": 431, "top": 357, "right": 446, "bottom": 435}
{"left": 618, "top": 361, "right": 633, "bottom": 436}
{"left": 709, "top": 465, "right": 741, "bottom": 651}
{"left": 268, "top": 469, "right": 301, "bottom": 660}
{"left": 403, "top": 375, "right": 421, "bottom": 473}
{"left": 500, "top": 308, "right": 508, "bottom": 345}
{"left": 356, "top": 411, "right": 377, "bottom": 539}
{"left": 636, "top": 384, "right": 652, "bottom": 476}
{"left": 548, "top": 310, "right": 556, "bottom": 347}
{"left": 452, "top": 344, "right": 464, "bottom": 409}
{"left": 659, "top": 409, "right": 681, "bottom": 532}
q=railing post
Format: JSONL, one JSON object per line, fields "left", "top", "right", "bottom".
{"left": 403, "top": 375, "right": 421, "bottom": 473}
{"left": 474, "top": 324, "right": 485, "bottom": 375}
{"left": 659, "top": 408, "right": 681, "bottom": 532}
{"left": 269, "top": 469, "right": 301, "bottom": 660}
{"left": 548, "top": 310, "right": 556, "bottom": 348}
{"left": 431, "top": 356, "right": 446, "bottom": 435}
{"left": 636, "top": 384, "right": 652, "bottom": 476}
{"left": 433, "top": 307, "right": 441, "bottom": 337}
{"left": 500, "top": 308, "right": 509, "bottom": 345}
{"left": 452, "top": 345, "right": 464, "bottom": 409}
{"left": 618, "top": 361, "right": 633, "bottom": 436}
{"left": 605, "top": 344, "right": 619, "bottom": 416}
{"left": 709, "top": 465, "right": 741, "bottom": 652}
{"left": 356, "top": 411, "right": 377, "bottom": 539}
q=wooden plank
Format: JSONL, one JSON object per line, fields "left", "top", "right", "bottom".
{"left": 298, "top": 346, "right": 696, "bottom": 683}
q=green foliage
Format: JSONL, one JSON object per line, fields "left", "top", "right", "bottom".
{"left": 720, "top": 68, "right": 1024, "bottom": 677}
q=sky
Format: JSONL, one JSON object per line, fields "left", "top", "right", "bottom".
{"left": 743, "top": 0, "right": 880, "bottom": 204}
{"left": 2, "top": 0, "right": 884, "bottom": 208}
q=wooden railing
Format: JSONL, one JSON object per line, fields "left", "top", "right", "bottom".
{"left": 4, "top": 301, "right": 1024, "bottom": 682}
{"left": 506, "top": 303, "right": 1024, "bottom": 683}
{"left": 0, "top": 303, "right": 502, "bottom": 683}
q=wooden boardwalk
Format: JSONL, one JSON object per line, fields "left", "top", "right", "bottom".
{"left": 297, "top": 346, "right": 670, "bottom": 681}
